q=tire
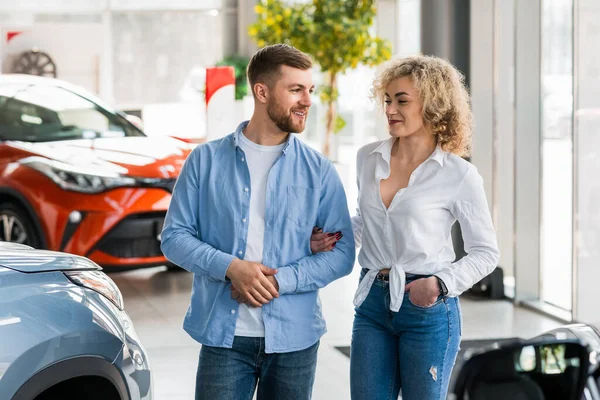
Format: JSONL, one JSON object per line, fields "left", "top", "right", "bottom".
{"left": 0, "top": 202, "right": 42, "bottom": 248}
{"left": 34, "top": 376, "right": 121, "bottom": 400}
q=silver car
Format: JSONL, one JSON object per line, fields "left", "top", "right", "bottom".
{"left": 0, "top": 242, "right": 152, "bottom": 400}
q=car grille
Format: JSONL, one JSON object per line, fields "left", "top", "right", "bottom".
{"left": 94, "top": 212, "right": 165, "bottom": 258}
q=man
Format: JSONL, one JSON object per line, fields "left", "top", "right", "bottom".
{"left": 161, "top": 44, "right": 355, "bottom": 400}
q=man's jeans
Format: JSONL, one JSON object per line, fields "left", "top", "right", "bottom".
{"left": 350, "top": 275, "right": 461, "bottom": 400}
{"left": 196, "top": 336, "right": 320, "bottom": 400}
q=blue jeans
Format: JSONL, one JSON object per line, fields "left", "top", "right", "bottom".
{"left": 195, "top": 336, "right": 319, "bottom": 400}
{"left": 350, "top": 275, "right": 462, "bottom": 400}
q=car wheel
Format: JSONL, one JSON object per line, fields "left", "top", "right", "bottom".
{"left": 0, "top": 202, "right": 41, "bottom": 248}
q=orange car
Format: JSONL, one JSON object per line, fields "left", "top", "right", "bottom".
{"left": 0, "top": 75, "right": 193, "bottom": 269}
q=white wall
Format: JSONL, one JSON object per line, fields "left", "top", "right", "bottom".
{"left": 111, "top": 11, "right": 223, "bottom": 106}
{"left": 1, "top": 23, "right": 104, "bottom": 93}
{"left": 0, "top": 0, "right": 222, "bottom": 12}
{"left": 0, "top": 0, "right": 230, "bottom": 106}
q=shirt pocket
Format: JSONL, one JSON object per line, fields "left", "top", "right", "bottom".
{"left": 287, "top": 185, "right": 317, "bottom": 227}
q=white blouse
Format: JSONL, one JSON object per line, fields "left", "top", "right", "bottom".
{"left": 352, "top": 138, "right": 500, "bottom": 311}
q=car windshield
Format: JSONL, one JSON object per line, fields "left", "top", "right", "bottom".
{"left": 0, "top": 83, "right": 145, "bottom": 142}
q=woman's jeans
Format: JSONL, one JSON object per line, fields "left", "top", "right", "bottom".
{"left": 350, "top": 274, "right": 462, "bottom": 400}
{"left": 196, "top": 336, "right": 319, "bottom": 400}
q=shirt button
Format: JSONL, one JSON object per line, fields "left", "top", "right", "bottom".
{"left": 244, "top": 187, "right": 249, "bottom": 192}
{"left": 242, "top": 218, "right": 247, "bottom": 223}
{"left": 231, "top": 310, "right": 236, "bottom": 315}
{"left": 238, "top": 251, "right": 242, "bottom": 255}
{"left": 241, "top": 158, "right": 245, "bottom": 162}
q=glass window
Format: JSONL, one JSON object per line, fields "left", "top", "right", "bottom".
{"left": 0, "top": 85, "right": 144, "bottom": 142}
{"left": 540, "top": 0, "right": 574, "bottom": 311}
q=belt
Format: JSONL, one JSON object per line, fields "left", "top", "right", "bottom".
{"left": 362, "top": 268, "right": 390, "bottom": 282}
{"left": 361, "top": 268, "right": 428, "bottom": 284}
{"left": 375, "top": 271, "right": 390, "bottom": 282}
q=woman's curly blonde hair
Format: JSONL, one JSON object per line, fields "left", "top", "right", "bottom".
{"left": 372, "top": 55, "right": 472, "bottom": 157}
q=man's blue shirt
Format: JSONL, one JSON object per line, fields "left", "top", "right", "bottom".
{"left": 161, "top": 121, "right": 355, "bottom": 353}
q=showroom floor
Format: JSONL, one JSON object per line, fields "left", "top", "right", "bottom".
{"left": 110, "top": 265, "right": 562, "bottom": 400}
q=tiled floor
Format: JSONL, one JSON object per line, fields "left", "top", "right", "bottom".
{"left": 110, "top": 265, "right": 563, "bottom": 400}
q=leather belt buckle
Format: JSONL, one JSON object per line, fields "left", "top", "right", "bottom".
{"left": 376, "top": 272, "right": 390, "bottom": 282}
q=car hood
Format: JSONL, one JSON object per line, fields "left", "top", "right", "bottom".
{"left": 0, "top": 242, "right": 100, "bottom": 273}
{"left": 12, "top": 136, "right": 193, "bottom": 179}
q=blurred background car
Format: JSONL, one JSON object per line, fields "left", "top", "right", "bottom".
{"left": 0, "top": 74, "right": 193, "bottom": 269}
{"left": 0, "top": 241, "right": 152, "bottom": 400}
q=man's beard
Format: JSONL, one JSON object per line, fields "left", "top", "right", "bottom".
{"left": 267, "top": 101, "right": 307, "bottom": 133}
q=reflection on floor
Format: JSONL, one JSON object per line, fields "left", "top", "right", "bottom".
{"left": 109, "top": 265, "right": 563, "bottom": 400}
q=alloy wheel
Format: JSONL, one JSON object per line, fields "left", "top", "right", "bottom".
{"left": 0, "top": 213, "right": 29, "bottom": 244}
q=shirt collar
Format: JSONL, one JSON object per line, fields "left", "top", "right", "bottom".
{"left": 429, "top": 145, "right": 445, "bottom": 166}
{"left": 232, "top": 120, "right": 295, "bottom": 154}
{"left": 369, "top": 137, "right": 445, "bottom": 167}
{"left": 369, "top": 137, "right": 395, "bottom": 164}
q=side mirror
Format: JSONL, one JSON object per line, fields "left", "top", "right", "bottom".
{"left": 452, "top": 339, "right": 590, "bottom": 400}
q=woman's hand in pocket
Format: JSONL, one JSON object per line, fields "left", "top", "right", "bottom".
{"left": 310, "top": 227, "right": 342, "bottom": 254}
{"left": 405, "top": 277, "right": 440, "bottom": 307}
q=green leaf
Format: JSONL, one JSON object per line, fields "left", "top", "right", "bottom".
{"left": 333, "top": 114, "right": 346, "bottom": 134}
{"left": 318, "top": 84, "right": 339, "bottom": 103}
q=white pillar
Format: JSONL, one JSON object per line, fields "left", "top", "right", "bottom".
{"left": 573, "top": 0, "right": 600, "bottom": 324}
{"left": 221, "top": 0, "right": 238, "bottom": 57}
{"left": 376, "top": 0, "right": 402, "bottom": 53}
{"left": 374, "top": 0, "right": 404, "bottom": 141}
{"left": 469, "top": 0, "right": 494, "bottom": 232}
{"left": 236, "top": 0, "right": 258, "bottom": 57}
{"left": 513, "top": 0, "right": 542, "bottom": 302}
{"left": 493, "top": 0, "right": 517, "bottom": 288}
{"left": 0, "top": 28, "right": 4, "bottom": 74}
{"left": 100, "top": 2, "right": 114, "bottom": 103}
{"left": 396, "top": 0, "right": 421, "bottom": 58}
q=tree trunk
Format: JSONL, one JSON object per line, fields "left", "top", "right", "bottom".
{"left": 323, "top": 72, "right": 337, "bottom": 158}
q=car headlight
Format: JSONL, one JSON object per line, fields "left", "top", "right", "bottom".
{"left": 64, "top": 270, "right": 124, "bottom": 310}
{"left": 21, "top": 156, "right": 136, "bottom": 194}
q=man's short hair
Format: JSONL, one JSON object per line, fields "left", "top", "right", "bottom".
{"left": 247, "top": 44, "right": 312, "bottom": 94}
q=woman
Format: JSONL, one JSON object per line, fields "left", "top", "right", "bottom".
{"left": 311, "top": 55, "right": 500, "bottom": 399}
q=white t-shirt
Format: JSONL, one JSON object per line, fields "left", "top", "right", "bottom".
{"left": 234, "top": 132, "right": 285, "bottom": 337}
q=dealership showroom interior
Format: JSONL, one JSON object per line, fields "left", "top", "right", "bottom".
{"left": 1, "top": 0, "right": 600, "bottom": 399}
